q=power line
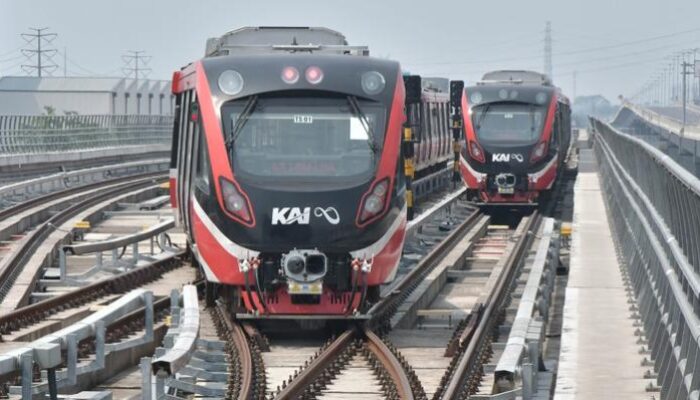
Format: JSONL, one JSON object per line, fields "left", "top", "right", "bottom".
{"left": 122, "top": 50, "right": 152, "bottom": 80}
{"left": 0, "top": 45, "right": 25, "bottom": 60}
{"left": 20, "top": 27, "right": 58, "bottom": 77}
{"left": 410, "top": 27, "right": 700, "bottom": 69}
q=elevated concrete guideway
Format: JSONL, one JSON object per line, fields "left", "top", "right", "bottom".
{"left": 554, "top": 140, "right": 652, "bottom": 399}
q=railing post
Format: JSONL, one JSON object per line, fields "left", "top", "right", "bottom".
{"left": 67, "top": 333, "right": 78, "bottom": 385}
{"left": 522, "top": 362, "right": 533, "bottom": 399}
{"left": 141, "top": 357, "right": 152, "bottom": 400}
{"left": 132, "top": 242, "right": 139, "bottom": 266}
{"left": 59, "top": 249, "right": 67, "bottom": 281}
{"left": 20, "top": 350, "right": 33, "bottom": 400}
{"left": 95, "top": 320, "right": 106, "bottom": 369}
{"left": 145, "top": 291, "right": 154, "bottom": 340}
{"left": 47, "top": 367, "right": 58, "bottom": 400}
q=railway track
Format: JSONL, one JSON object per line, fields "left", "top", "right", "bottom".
{"left": 0, "top": 182, "right": 562, "bottom": 399}
{"left": 199, "top": 193, "right": 556, "bottom": 399}
{"left": 0, "top": 251, "right": 186, "bottom": 338}
{"left": 0, "top": 172, "right": 167, "bottom": 310}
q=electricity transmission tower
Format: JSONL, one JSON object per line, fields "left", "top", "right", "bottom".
{"left": 544, "top": 21, "right": 552, "bottom": 78}
{"left": 21, "top": 27, "right": 58, "bottom": 77}
{"left": 122, "top": 50, "right": 152, "bottom": 80}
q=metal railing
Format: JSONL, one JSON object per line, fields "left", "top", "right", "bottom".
{"left": 591, "top": 117, "right": 700, "bottom": 399}
{"left": 0, "top": 114, "right": 173, "bottom": 154}
{"left": 615, "top": 102, "right": 700, "bottom": 171}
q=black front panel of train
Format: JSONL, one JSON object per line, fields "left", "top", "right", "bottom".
{"left": 194, "top": 183, "right": 403, "bottom": 253}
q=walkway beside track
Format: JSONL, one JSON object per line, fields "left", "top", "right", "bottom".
{"left": 554, "top": 139, "right": 652, "bottom": 399}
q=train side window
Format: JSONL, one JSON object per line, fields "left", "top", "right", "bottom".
{"left": 430, "top": 103, "right": 436, "bottom": 139}
{"left": 435, "top": 103, "right": 443, "bottom": 141}
{"left": 194, "top": 122, "right": 211, "bottom": 194}
{"left": 422, "top": 103, "right": 430, "bottom": 142}
{"left": 440, "top": 103, "right": 447, "bottom": 140}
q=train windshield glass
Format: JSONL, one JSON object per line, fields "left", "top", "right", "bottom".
{"left": 223, "top": 96, "right": 386, "bottom": 181}
{"left": 471, "top": 103, "right": 546, "bottom": 145}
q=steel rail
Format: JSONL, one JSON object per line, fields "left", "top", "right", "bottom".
{"left": 273, "top": 329, "right": 355, "bottom": 400}
{"left": 217, "top": 304, "right": 255, "bottom": 400}
{"left": 0, "top": 175, "right": 167, "bottom": 306}
{"left": 440, "top": 212, "right": 541, "bottom": 400}
{"left": 0, "top": 170, "right": 165, "bottom": 221}
{"left": 368, "top": 208, "right": 482, "bottom": 325}
{"left": 0, "top": 246, "right": 183, "bottom": 336}
{"left": 363, "top": 327, "right": 414, "bottom": 400}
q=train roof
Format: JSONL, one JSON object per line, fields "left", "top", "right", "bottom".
{"left": 205, "top": 26, "right": 369, "bottom": 57}
{"left": 478, "top": 70, "right": 552, "bottom": 87}
{"left": 199, "top": 53, "right": 398, "bottom": 73}
{"left": 174, "top": 53, "right": 401, "bottom": 103}
{"left": 463, "top": 82, "right": 571, "bottom": 107}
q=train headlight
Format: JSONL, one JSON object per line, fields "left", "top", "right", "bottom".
{"left": 361, "top": 71, "right": 385, "bottom": 95}
{"left": 468, "top": 141, "right": 485, "bottom": 163}
{"left": 372, "top": 180, "right": 388, "bottom": 197}
{"left": 364, "top": 195, "right": 383, "bottom": 214}
{"left": 218, "top": 70, "right": 244, "bottom": 95}
{"left": 535, "top": 92, "right": 548, "bottom": 105}
{"left": 356, "top": 178, "right": 391, "bottom": 226}
{"left": 469, "top": 92, "right": 483, "bottom": 105}
{"left": 219, "top": 177, "right": 253, "bottom": 225}
{"left": 225, "top": 192, "right": 244, "bottom": 212}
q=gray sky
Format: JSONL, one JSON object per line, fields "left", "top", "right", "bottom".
{"left": 2, "top": 0, "right": 700, "bottom": 102}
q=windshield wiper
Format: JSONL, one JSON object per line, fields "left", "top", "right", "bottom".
{"left": 225, "top": 95, "right": 258, "bottom": 152}
{"left": 475, "top": 103, "right": 492, "bottom": 130}
{"left": 347, "top": 96, "right": 379, "bottom": 154}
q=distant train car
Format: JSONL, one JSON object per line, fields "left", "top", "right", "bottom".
{"left": 403, "top": 76, "right": 453, "bottom": 176}
{"left": 455, "top": 70, "right": 572, "bottom": 204}
{"left": 169, "top": 27, "right": 409, "bottom": 317}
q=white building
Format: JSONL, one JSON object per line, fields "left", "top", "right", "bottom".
{"left": 0, "top": 76, "right": 173, "bottom": 115}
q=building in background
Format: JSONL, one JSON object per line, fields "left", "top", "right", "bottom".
{"left": 0, "top": 76, "right": 173, "bottom": 115}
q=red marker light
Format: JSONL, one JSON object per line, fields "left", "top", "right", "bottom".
{"left": 281, "top": 66, "right": 300, "bottom": 84}
{"left": 305, "top": 66, "right": 324, "bottom": 85}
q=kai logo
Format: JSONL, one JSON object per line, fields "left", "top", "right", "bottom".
{"left": 492, "top": 153, "right": 524, "bottom": 163}
{"left": 272, "top": 207, "right": 340, "bottom": 225}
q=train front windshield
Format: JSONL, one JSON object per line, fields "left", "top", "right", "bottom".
{"left": 471, "top": 103, "right": 545, "bottom": 145}
{"left": 223, "top": 96, "right": 386, "bottom": 182}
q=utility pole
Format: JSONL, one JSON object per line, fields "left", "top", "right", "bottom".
{"left": 122, "top": 50, "right": 152, "bottom": 81}
{"left": 681, "top": 61, "right": 694, "bottom": 129}
{"left": 572, "top": 70, "right": 577, "bottom": 100}
{"left": 63, "top": 47, "right": 67, "bottom": 77}
{"left": 21, "top": 27, "right": 58, "bottom": 77}
{"left": 544, "top": 21, "right": 552, "bottom": 78}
